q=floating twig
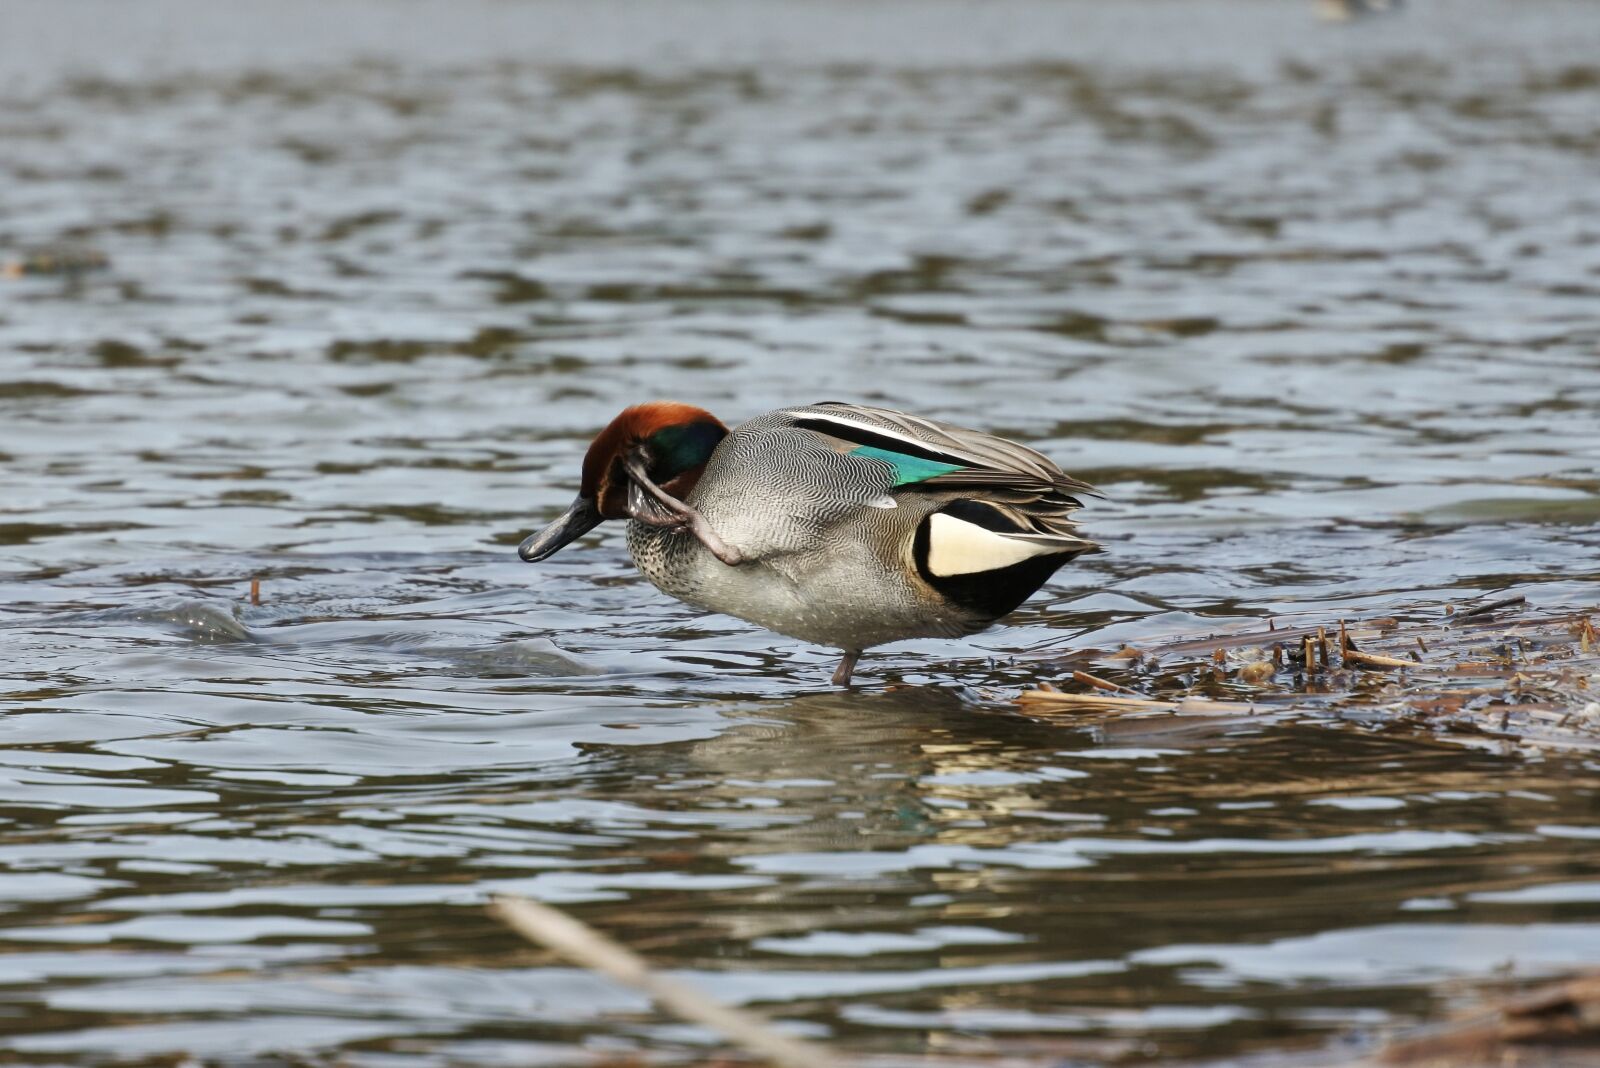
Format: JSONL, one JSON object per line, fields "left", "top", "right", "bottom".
{"left": 488, "top": 895, "right": 843, "bottom": 1068}
{"left": 1071, "top": 670, "right": 1134, "bottom": 694}
{"left": 1343, "top": 648, "right": 1416, "bottom": 670}
{"left": 1453, "top": 595, "right": 1528, "bottom": 621}
{"left": 1018, "top": 690, "right": 1256, "bottom": 714}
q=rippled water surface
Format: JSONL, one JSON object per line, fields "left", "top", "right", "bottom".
{"left": 3, "top": 1, "right": 1600, "bottom": 1063}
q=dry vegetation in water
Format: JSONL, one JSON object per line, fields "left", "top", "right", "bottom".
{"left": 1019, "top": 597, "right": 1600, "bottom": 754}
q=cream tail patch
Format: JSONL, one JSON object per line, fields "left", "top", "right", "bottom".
{"left": 925, "top": 512, "right": 1067, "bottom": 577}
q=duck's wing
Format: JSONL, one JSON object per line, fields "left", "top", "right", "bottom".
{"left": 786, "top": 401, "right": 1098, "bottom": 550}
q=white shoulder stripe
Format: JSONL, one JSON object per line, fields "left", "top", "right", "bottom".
{"left": 926, "top": 513, "right": 1066, "bottom": 577}
{"left": 800, "top": 412, "right": 972, "bottom": 467}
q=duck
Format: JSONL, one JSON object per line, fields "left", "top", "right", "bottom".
{"left": 518, "top": 401, "right": 1097, "bottom": 686}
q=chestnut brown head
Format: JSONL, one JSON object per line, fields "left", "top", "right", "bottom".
{"left": 518, "top": 402, "right": 728, "bottom": 562}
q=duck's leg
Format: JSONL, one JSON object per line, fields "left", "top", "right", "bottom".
{"left": 623, "top": 456, "right": 744, "bottom": 567}
{"left": 831, "top": 650, "right": 861, "bottom": 687}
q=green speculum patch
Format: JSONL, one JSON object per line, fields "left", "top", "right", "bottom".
{"left": 850, "top": 443, "right": 966, "bottom": 487}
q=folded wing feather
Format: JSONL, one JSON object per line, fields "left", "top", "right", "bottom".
{"left": 799, "top": 402, "right": 1091, "bottom": 490}
{"left": 794, "top": 402, "right": 1098, "bottom": 552}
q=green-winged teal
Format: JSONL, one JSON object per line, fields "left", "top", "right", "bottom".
{"left": 519, "top": 402, "right": 1097, "bottom": 686}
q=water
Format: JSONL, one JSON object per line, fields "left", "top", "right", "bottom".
{"left": 2, "top": 1, "right": 1600, "bottom": 1063}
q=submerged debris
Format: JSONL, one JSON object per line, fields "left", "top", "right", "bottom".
{"left": 1021, "top": 599, "right": 1600, "bottom": 751}
{"left": 1316, "top": 0, "right": 1404, "bottom": 23}
{"left": 1, "top": 246, "right": 109, "bottom": 279}
{"left": 1372, "top": 972, "right": 1600, "bottom": 1066}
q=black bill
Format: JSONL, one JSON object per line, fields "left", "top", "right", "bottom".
{"left": 518, "top": 495, "right": 603, "bottom": 562}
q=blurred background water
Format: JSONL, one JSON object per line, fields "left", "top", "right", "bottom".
{"left": 2, "top": 1, "right": 1599, "bottom": 1063}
